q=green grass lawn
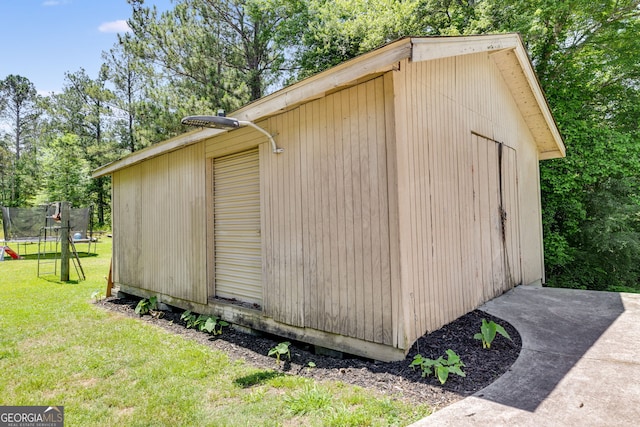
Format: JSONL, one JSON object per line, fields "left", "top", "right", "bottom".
{"left": 0, "top": 239, "right": 431, "bottom": 426}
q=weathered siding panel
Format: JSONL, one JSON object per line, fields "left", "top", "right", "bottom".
{"left": 167, "top": 144, "right": 207, "bottom": 303}
{"left": 502, "top": 144, "right": 522, "bottom": 288}
{"left": 140, "top": 154, "right": 168, "bottom": 294}
{"left": 384, "top": 71, "right": 403, "bottom": 349}
{"left": 256, "top": 77, "right": 392, "bottom": 343}
{"left": 112, "top": 142, "right": 207, "bottom": 304}
{"left": 518, "top": 140, "right": 544, "bottom": 284}
{"left": 394, "top": 51, "right": 542, "bottom": 347}
{"left": 472, "top": 135, "right": 520, "bottom": 300}
{"left": 373, "top": 78, "right": 393, "bottom": 345}
{"left": 112, "top": 166, "right": 142, "bottom": 287}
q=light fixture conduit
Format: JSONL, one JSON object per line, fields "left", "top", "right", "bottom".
{"left": 181, "top": 115, "right": 284, "bottom": 154}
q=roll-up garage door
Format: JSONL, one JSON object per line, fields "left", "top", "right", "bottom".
{"left": 213, "top": 148, "right": 262, "bottom": 307}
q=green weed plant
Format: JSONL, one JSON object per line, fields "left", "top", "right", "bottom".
{"left": 134, "top": 296, "right": 158, "bottom": 316}
{"left": 181, "top": 310, "right": 229, "bottom": 335}
{"left": 268, "top": 341, "right": 291, "bottom": 365}
{"left": 474, "top": 318, "right": 512, "bottom": 349}
{"left": 410, "top": 349, "right": 466, "bottom": 384}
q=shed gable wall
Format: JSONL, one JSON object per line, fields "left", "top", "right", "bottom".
{"left": 393, "top": 52, "right": 544, "bottom": 346}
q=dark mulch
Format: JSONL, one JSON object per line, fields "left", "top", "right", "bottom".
{"left": 98, "top": 295, "right": 521, "bottom": 410}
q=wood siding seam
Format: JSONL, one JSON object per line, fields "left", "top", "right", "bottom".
{"left": 383, "top": 71, "right": 401, "bottom": 348}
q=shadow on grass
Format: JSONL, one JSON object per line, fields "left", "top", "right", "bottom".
{"left": 234, "top": 371, "right": 284, "bottom": 388}
{"left": 39, "top": 276, "right": 81, "bottom": 285}
{"left": 17, "top": 252, "right": 98, "bottom": 261}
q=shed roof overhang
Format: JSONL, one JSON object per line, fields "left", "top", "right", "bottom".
{"left": 93, "top": 34, "right": 565, "bottom": 178}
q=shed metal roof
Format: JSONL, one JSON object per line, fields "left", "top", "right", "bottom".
{"left": 93, "top": 34, "right": 565, "bottom": 178}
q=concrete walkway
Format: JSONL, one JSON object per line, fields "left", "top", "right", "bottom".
{"left": 410, "top": 286, "right": 640, "bottom": 427}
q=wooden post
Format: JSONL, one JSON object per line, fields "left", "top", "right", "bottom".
{"left": 106, "top": 258, "right": 113, "bottom": 297}
{"left": 60, "top": 201, "right": 70, "bottom": 281}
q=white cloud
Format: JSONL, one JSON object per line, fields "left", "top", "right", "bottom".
{"left": 42, "top": 0, "right": 70, "bottom": 6}
{"left": 98, "top": 20, "right": 132, "bottom": 34}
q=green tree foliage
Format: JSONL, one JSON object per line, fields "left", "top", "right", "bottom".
{"left": 295, "top": 0, "right": 640, "bottom": 291}
{"left": 38, "top": 134, "right": 91, "bottom": 208}
{"left": 0, "top": 75, "right": 43, "bottom": 206}
{"left": 505, "top": 1, "right": 640, "bottom": 290}
{"left": 122, "top": 0, "right": 306, "bottom": 120}
{"left": 0, "top": 137, "right": 11, "bottom": 202}
{"left": 44, "top": 69, "right": 122, "bottom": 226}
{"left": 294, "top": 0, "right": 423, "bottom": 78}
{"left": 293, "top": 0, "right": 488, "bottom": 79}
{"left": 102, "top": 36, "right": 147, "bottom": 153}
{"left": 0, "top": 75, "right": 40, "bottom": 160}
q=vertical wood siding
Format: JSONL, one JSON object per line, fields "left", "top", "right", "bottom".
{"left": 394, "top": 52, "right": 542, "bottom": 347}
{"left": 112, "top": 142, "right": 207, "bottom": 304}
{"left": 501, "top": 143, "right": 523, "bottom": 291}
{"left": 112, "top": 166, "right": 142, "bottom": 286}
{"left": 256, "top": 77, "right": 393, "bottom": 344}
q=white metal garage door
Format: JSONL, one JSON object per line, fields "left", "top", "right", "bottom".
{"left": 213, "top": 148, "right": 262, "bottom": 307}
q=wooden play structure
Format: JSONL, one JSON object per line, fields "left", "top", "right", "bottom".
{"left": 0, "top": 203, "right": 91, "bottom": 280}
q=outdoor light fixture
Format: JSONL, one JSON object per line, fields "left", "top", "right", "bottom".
{"left": 181, "top": 115, "right": 284, "bottom": 154}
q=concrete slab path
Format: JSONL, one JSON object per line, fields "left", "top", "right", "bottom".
{"left": 410, "top": 286, "right": 640, "bottom": 427}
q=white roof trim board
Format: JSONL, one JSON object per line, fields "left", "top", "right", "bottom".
{"left": 93, "top": 34, "right": 565, "bottom": 178}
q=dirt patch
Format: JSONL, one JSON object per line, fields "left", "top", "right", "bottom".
{"left": 98, "top": 296, "right": 521, "bottom": 410}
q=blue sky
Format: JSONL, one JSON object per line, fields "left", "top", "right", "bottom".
{"left": 0, "top": 0, "right": 173, "bottom": 94}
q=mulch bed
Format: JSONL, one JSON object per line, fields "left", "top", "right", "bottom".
{"left": 98, "top": 295, "right": 521, "bottom": 410}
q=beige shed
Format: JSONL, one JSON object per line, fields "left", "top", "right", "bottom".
{"left": 93, "top": 34, "right": 565, "bottom": 361}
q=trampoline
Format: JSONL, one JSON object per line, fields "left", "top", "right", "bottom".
{"left": 1, "top": 204, "right": 95, "bottom": 256}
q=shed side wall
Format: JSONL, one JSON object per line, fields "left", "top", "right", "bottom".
{"left": 204, "top": 76, "right": 394, "bottom": 346}
{"left": 112, "top": 142, "right": 207, "bottom": 303}
{"left": 393, "top": 52, "right": 544, "bottom": 346}
{"left": 270, "top": 77, "right": 392, "bottom": 344}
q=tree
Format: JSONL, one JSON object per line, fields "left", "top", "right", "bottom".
{"left": 122, "top": 0, "right": 306, "bottom": 116}
{"left": 0, "top": 75, "right": 39, "bottom": 160}
{"left": 198, "top": 0, "right": 306, "bottom": 100}
{"left": 46, "top": 69, "right": 121, "bottom": 225}
{"left": 294, "top": 0, "right": 423, "bottom": 78}
{"left": 39, "top": 133, "right": 91, "bottom": 208}
{"left": 293, "top": 0, "right": 485, "bottom": 79}
{"left": 103, "top": 34, "right": 147, "bottom": 152}
{"left": 0, "top": 75, "right": 42, "bottom": 205}
{"left": 0, "top": 135, "right": 12, "bottom": 204}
